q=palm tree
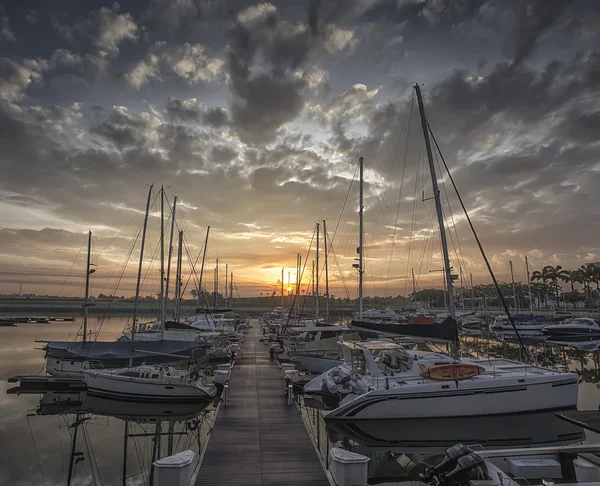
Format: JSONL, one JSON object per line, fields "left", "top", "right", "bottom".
{"left": 580, "top": 264, "right": 597, "bottom": 308}
{"left": 541, "top": 265, "right": 568, "bottom": 307}
{"left": 562, "top": 269, "right": 584, "bottom": 308}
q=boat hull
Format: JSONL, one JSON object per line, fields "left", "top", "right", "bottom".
{"left": 292, "top": 354, "right": 343, "bottom": 374}
{"left": 323, "top": 375, "right": 578, "bottom": 420}
{"left": 83, "top": 371, "right": 215, "bottom": 402}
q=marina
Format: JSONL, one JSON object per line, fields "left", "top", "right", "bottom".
{"left": 198, "top": 321, "right": 330, "bottom": 485}
{"left": 2, "top": 2, "right": 600, "bottom": 484}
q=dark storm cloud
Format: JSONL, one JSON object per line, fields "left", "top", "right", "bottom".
{"left": 511, "top": 0, "right": 572, "bottom": 67}
{"left": 0, "top": 0, "right": 599, "bottom": 295}
{"left": 166, "top": 97, "right": 229, "bottom": 127}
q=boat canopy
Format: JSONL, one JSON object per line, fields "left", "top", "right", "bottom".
{"left": 47, "top": 340, "right": 207, "bottom": 361}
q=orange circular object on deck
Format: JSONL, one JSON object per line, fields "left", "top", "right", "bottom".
{"left": 420, "top": 363, "right": 485, "bottom": 381}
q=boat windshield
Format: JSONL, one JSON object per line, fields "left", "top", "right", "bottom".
{"left": 371, "top": 347, "right": 413, "bottom": 373}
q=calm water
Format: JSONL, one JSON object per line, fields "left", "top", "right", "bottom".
{"left": 4, "top": 317, "right": 600, "bottom": 485}
{"left": 0, "top": 317, "right": 216, "bottom": 485}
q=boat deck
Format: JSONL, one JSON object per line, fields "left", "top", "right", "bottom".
{"left": 196, "top": 320, "right": 330, "bottom": 486}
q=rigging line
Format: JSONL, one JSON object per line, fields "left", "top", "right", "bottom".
{"left": 428, "top": 126, "right": 531, "bottom": 360}
{"left": 92, "top": 223, "right": 141, "bottom": 340}
{"left": 367, "top": 94, "right": 413, "bottom": 258}
{"left": 27, "top": 415, "right": 47, "bottom": 486}
{"left": 404, "top": 130, "right": 424, "bottom": 297}
{"left": 286, "top": 226, "right": 316, "bottom": 326}
{"left": 327, "top": 162, "right": 359, "bottom": 253}
{"left": 93, "top": 210, "right": 142, "bottom": 263}
{"left": 434, "top": 144, "right": 470, "bottom": 279}
{"left": 385, "top": 96, "right": 416, "bottom": 296}
{"left": 96, "top": 216, "right": 144, "bottom": 297}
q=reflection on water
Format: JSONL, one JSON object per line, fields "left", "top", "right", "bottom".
{"left": 301, "top": 404, "right": 590, "bottom": 485}
{"left": 0, "top": 317, "right": 216, "bottom": 485}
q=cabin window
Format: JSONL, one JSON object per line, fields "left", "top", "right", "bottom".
{"left": 122, "top": 371, "right": 141, "bottom": 378}
{"left": 152, "top": 374, "right": 159, "bottom": 379}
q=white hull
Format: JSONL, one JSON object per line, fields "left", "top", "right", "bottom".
{"left": 84, "top": 371, "right": 216, "bottom": 402}
{"left": 323, "top": 375, "right": 578, "bottom": 419}
{"left": 293, "top": 354, "right": 342, "bottom": 374}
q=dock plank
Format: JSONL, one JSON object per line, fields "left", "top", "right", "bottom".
{"left": 196, "top": 320, "right": 330, "bottom": 486}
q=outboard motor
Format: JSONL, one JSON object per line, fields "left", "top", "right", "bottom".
{"left": 420, "top": 444, "right": 472, "bottom": 483}
{"left": 436, "top": 453, "right": 487, "bottom": 486}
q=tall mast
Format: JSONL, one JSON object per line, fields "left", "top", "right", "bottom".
{"left": 315, "top": 222, "right": 320, "bottom": 320}
{"left": 83, "top": 230, "right": 93, "bottom": 343}
{"left": 215, "top": 259, "right": 219, "bottom": 309}
{"left": 311, "top": 260, "right": 315, "bottom": 317}
{"left": 525, "top": 256, "right": 534, "bottom": 314}
{"left": 411, "top": 267, "right": 417, "bottom": 296}
{"left": 197, "top": 226, "right": 210, "bottom": 309}
{"left": 323, "top": 220, "right": 330, "bottom": 323}
{"left": 414, "top": 84, "right": 457, "bottom": 350}
{"left": 509, "top": 260, "right": 518, "bottom": 313}
{"left": 460, "top": 267, "right": 465, "bottom": 310}
{"left": 130, "top": 184, "right": 153, "bottom": 367}
{"left": 470, "top": 273, "right": 474, "bottom": 310}
{"left": 296, "top": 253, "right": 301, "bottom": 320}
{"left": 225, "top": 263, "right": 228, "bottom": 308}
{"left": 230, "top": 272, "right": 234, "bottom": 306}
{"left": 160, "top": 186, "right": 166, "bottom": 341}
{"left": 358, "top": 156, "right": 364, "bottom": 319}
{"left": 165, "top": 196, "right": 177, "bottom": 301}
{"left": 281, "top": 267, "right": 284, "bottom": 310}
{"left": 174, "top": 230, "right": 183, "bottom": 322}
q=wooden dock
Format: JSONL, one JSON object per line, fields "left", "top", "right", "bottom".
{"left": 197, "top": 320, "right": 330, "bottom": 486}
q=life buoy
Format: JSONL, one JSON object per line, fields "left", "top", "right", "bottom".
{"left": 190, "top": 371, "right": 201, "bottom": 381}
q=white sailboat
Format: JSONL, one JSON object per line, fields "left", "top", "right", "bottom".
{"left": 83, "top": 186, "right": 217, "bottom": 401}
{"left": 303, "top": 85, "right": 578, "bottom": 420}
{"left": 84, "top": 364, "right": 216, "bottom": 402}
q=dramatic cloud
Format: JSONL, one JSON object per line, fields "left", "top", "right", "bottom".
{"left": 125, "top": 42, "right": 224, "bottom": 88}
{"left": 0, "top": 0, "right": 598, "bottom": 297}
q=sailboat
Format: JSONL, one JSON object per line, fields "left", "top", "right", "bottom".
{"left": 81, "top": 186, "right": 217, "bottom": 401}
{"left": 44, "top": 187, "right": 213, "bottom": 377}
{"left": 303, "top": 85, "right": 578, "bottom": 419}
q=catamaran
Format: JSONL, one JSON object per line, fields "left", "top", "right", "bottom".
{"left": 303, "top": 339, "right": 577, "bottom": 419}
{"left": 303, "top": 84, "right": 578, "bottom": 420}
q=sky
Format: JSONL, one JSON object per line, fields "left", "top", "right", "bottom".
{"left": 0, "top": 0, "right": 599, "bottom": 299}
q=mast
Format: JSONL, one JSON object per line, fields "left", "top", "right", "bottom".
{"left": 196, "top": 226, "right": 210, "bottom": 309}
{"left": 230, "top": 272, "right": 234, "bottom": 306}
{"left": 414, "top": 84, "right": 457, "bottom": 352}
{"left": 315, "top": 222, "right": 320, "bottom": 320}
{"left": 214, "top": 260, "right": 219, "bottom": 309}
{"left": 165, "top": 195, "right": 177, "bottom": 301}
{"left": 225, "top": 263, "right": 228, "bottom": 308}
{"left": 460, "top": 267, "right": 465, "bottom": 310}
{"left": 130, "top": 185, "right": 153, "bottom": 366}
{"left": 311, "top": 260, "right": 315, "bottom": 317}
{"left": 358, "top": 156, "right": 364, "bottom": 319}
{"left": 509, "top": 260, "right": 518, "bottom": 313}
{"left": 411, "top": 267, "right": 417, "bottom": 296}
{"left": 122, "top": 421, "right": 128, "bottom": 486}
{"left": 323, "top": 220, "right": 330, "bottom": 323}
{"left": 160, "top": 186, "right": 166, "bottom": 341}
{"left": 174, "top": 230, "right": 183, "bottom": 322}
{"left": 470, "top": 273, "right": 474, "bottom": 310}
{"left": 525, "top": 256, "right": 534, "bottom": 314}
{"left": 83, "top": 230, "right": 93, "bottom": 343}
{"left": 281, "top": 267, "right": 284, "bottom": 310}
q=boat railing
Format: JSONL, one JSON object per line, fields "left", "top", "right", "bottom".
{"left": 87, "top": 360, "right": 105, "bottom": 370}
